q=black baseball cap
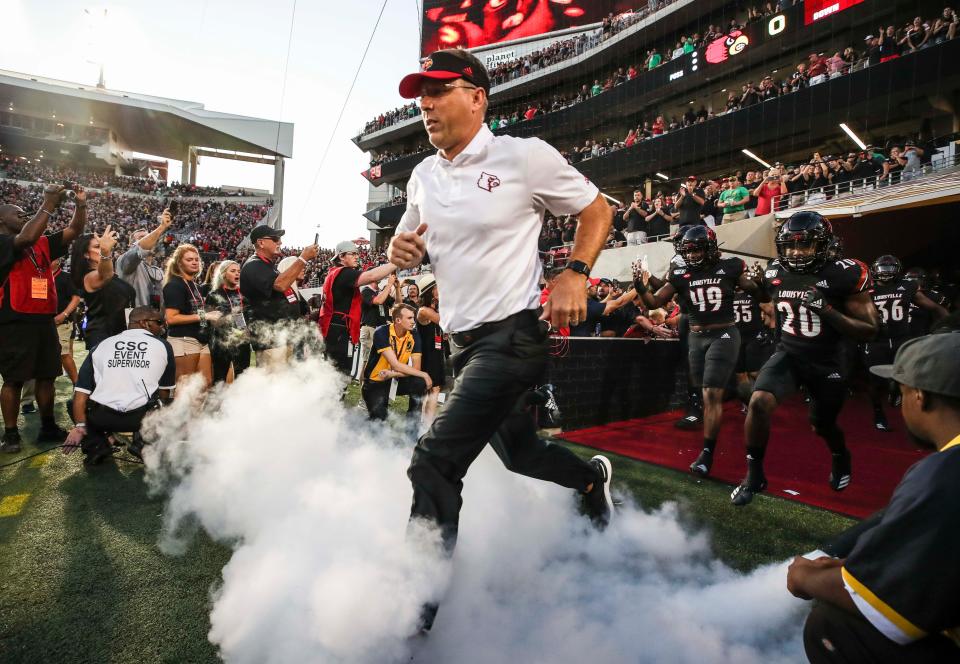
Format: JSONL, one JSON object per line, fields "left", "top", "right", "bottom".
{"left": 870, "top": 333, "right": 960, "bottom": 397}
{"left": 250, "top": 225, "right": 285, "bottom": 242}
{"left": 399, "top": 49, "right": 491, "bottom": 99}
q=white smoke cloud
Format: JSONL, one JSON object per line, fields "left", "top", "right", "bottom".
{"left": 144, "top": 360, "right": 808, "bottom": 664}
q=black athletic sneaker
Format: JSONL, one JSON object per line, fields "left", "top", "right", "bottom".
{"left": 36, "top": 424, "right": 70, "bottom": 444}
{"left": 689, "top": 448, "right": 713, "bottom": 476}
{"left": 127, "top": 433, "right": 145, "bottom": 462}
{"left": 829, "top": 451, "right": 852, "bottom": 491}
{"left": 730, "top": 475, "right": 767, "bottom": 506}
{"left": 1, "top": 430, "right": 22, "bottom": 454}
{"left": 582, "top": 455, "right": 614, "bottom": 529}
{"left": 873, "top": 411, "right": 892, "bottom": 432}
{"left": 415, "top": 602, "right": 439, "bottom": 635}
{"left": 21, "top": 402, "right": 37, "bottom": 415}
{"left": 674, "top": 412, "right": 703, "bottom": 430}
{"left": 82, "top": 436, "right": 114, "bottom": 465}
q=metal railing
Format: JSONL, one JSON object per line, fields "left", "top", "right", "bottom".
{"left": 771, "top": 148, "right": 960, "bottom": 213}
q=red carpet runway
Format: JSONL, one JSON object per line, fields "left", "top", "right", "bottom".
{"left": 559, "top": 397, "right": 928, "bottom": 518}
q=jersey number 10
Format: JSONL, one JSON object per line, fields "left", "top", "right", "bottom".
{"left": 690, "top": 286, "right": 723, "bottom": 312}
{"left": 776, "top": 301, "right": 821, "bottom": 337}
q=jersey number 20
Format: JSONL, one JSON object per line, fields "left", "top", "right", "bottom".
{"left": 776, "top": 301, "right": 821, "bottom": 337}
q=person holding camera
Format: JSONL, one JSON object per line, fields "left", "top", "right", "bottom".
{"left": 675, "top": 176, "right": 706, "bottom": 233}
{"left": 1, "top": 184, "right": 88, "bottom": 452}
{"left": 753, "top": 169, "right": 788, "bottom": 216}
{"left": 319, "top": 240, "right": 397, "bottom": 377}
{"left": 116, "top": 208, "right": 173, "bottom": 309}
{"left": 239, "top": 226, "right": 318, "bottom": 369}
{"left": 163, "top": 243, "right": 216, "bottom": 387}
{"left": 71, "top": 225, "right": 136, "bottom": 351}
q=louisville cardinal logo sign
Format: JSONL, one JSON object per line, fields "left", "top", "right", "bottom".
{"left": 477, "top": 172, "right": 501, "bottom": 192}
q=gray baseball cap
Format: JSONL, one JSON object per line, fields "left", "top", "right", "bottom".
{"left": 335, "top": 241, "right": 359, "bottom": 256}
{"left": 870, "top": 332, "right": 960, "bottom": 397}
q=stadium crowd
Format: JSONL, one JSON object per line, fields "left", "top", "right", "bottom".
{"left": 1, "top": 155, "right": 262, "bottom": 198}
{"left": 365, "top": 3, "right": 959, "bottom": 171}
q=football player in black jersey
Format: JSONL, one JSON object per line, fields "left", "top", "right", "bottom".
{"left": 733, "top": 281, "right": 776, "bottom": 406}
{"left": 863, "top": 255, "right": 946, "bottom": 431}
{"left": 732, "top": 212, "right": 880, "bottom": 506}
{"left": 635, "top": 226, "right": 762, "bottom": 476}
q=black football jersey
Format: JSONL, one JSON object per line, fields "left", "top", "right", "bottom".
{"left": 909, "top": 288, "right": 948, "bottom": 337}
{"left": 871, "top": 279, "right": 918, "bottom": 339}
{"left": 733, "top": 292, "right": 762, "bottom": 335}
{"left": 668, "top": 257, "right": 746, "bottom": 326}
{"left": 763, "top": 258, "right": 871, "bottom": 361}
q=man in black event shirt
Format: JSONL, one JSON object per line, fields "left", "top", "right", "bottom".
{"left": 239, "top": 225, "right": 319, "bottom": 368}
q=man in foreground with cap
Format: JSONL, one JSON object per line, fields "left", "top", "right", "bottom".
{"left": 319, "top": 240, "right": 397, "bottom": 377}
{"left": 787, "top": 332, "right": 960, "bottom": 662}
{"left": 388, "top": 48, "right": 615, "bottom": 633}
{"left": 239, "top": 225, "right": 319, "bottom": 368}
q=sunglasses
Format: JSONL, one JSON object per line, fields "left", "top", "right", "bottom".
{"left": 417, "top": 81, "right": 478, "bottom": 99}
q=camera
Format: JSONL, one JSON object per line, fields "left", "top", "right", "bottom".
{"left": 60, "top": 181, "right": 78, "bottom": 201}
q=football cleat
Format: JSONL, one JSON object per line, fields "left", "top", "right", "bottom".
{"left": 582, "top": 455, "right": 614, "bottom": 529}
{"left": 830, "top": 451, "right": 852, "bottom": 491}
{"left": 731, "top": 476, "right": 767, "bottom": 506}
{"left": 675, "top": 413, "right": 703, "bottom": 430}
{"left": 689, "top": 448, "right": 713, "bottom": 476}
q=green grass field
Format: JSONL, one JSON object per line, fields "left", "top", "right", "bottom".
{"left": 0, "top": 356, "right": 855, "bottom": 663}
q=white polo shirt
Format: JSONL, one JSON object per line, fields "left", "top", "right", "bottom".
{"left": 397, "top": 124, "right": 599, "bottom": 333}
{"left": 75, "top": 328, "right": 176, "bottom": 412}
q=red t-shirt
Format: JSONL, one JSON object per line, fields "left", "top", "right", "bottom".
{"left": 755, "top": 182, "right": 782, "bottom": 216}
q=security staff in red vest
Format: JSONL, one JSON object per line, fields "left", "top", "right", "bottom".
{"left": 319, "top": 240, "right": 397, "bottom": 376}
{"left": 0, "top": 184, "right": 88, "bottom": 453}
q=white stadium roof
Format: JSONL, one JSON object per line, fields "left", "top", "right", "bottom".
{"left": 0, "top": 68, "right": 293, "bottom": 159}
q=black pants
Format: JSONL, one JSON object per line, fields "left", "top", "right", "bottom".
{"left": 324, "top": 323, "right": 355, "bottom": 376}
{"left": 81, "top": 400, "right": 152, "bottom": 457}
{"left": 407, "top": 311, "right": 599, "bottom": 551}
{"left": 688, "top": 326, "right": 740, "bottom": 388}
{"left": 212, "top": 341, "right": 252, "bottom": 383}
{"left": 754, "top": 349, "right": 847, "bottom": 432}
{"left": 804, "top": 602, "right": 958, "bottom": 663}
{"left": 362, "top": 375, "right": 427, "bottom": 421}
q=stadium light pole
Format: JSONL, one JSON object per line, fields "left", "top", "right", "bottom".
{"left": 741, "top": 148, "right": 772, "bottom": 169}
{"left": 839, "top": 123, "right": 868, "bottom": 150}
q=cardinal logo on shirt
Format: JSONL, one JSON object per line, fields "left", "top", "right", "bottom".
{"left": 477, "top": 172, "right": 501, "bottom": 192}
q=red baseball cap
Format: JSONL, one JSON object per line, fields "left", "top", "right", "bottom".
{"left": 399, "top": 49, "right": 491, "bottom": 99}
{"left": 587, "top": 278, "right": 601, "bottom": 287}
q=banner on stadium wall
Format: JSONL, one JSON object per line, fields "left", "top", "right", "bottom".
{"left": 420, "top": 0, "right": 636, "bottom": 56}
{"left": 804, "top": 0, "right": 866, "bottom": 25}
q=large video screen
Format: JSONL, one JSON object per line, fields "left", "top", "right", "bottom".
{"left": 803, "top": 0, "right": 866, "bottom": 25}
{"left": 421, "top": 0, "right": 638, "bottom": 56}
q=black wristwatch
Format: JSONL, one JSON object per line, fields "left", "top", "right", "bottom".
{"left": 565, "top": 260, "right": 591, "bottom": 278}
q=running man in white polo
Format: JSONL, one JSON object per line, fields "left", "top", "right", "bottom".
{"left": 388, "top": 49, "right": 615, "bottom": 633}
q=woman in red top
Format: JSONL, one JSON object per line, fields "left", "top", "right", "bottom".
{"left": 652, "top": 116, "right": 665, "bottom": 135}
{"left": 753, "top": 170, "right": 788, "bottom": 216}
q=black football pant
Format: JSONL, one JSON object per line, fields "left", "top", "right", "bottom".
{"left": 362, "top": 376, "right": 427, "bottom": 421}
{"left": 324, "top": 323, "right": 356, "bottom": 376}
{"left": 804, "top": 602, "right": 958, "bottom": 663}
{"left": 407, "top": 311, "right": 599, "bottom": 552}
